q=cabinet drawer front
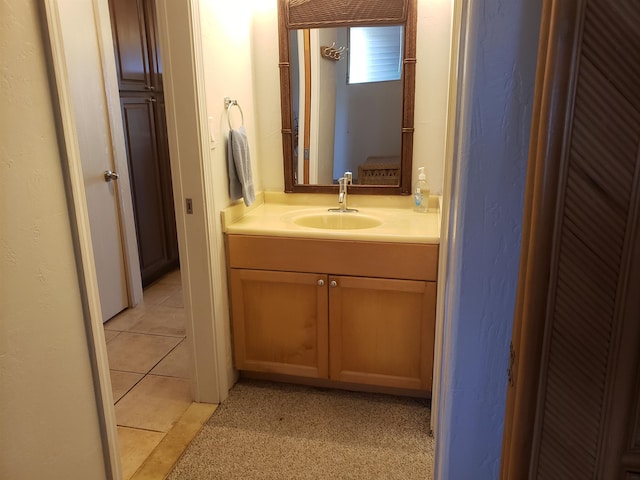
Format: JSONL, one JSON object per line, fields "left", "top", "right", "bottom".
{"left": 227, "top": 235, "right": 438, "bottom": 281}
{"left": 230, "top": 269, "right": 329, "bottom": 378}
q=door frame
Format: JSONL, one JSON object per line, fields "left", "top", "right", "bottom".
{"left": 154, "top": 0, "right": 230, "bottom": 403}
{"left": 45, "top": 0, "right": 468, "bottom": 476}
{"left": 42, "top": 0, "right": 228, "bottom": 477}
{"left": 499, "top": 1, "right": 582, "bottom": 476}
{"left": 40, "top": 2, "right": 124, "bottom": 476}
{"left": 500, "top": 0, "right": 640, "bottom": 476}
{"left": 430, "top": 0, "right": 463, "bottom": 440}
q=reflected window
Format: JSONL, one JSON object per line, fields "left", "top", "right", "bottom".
{"left": 348, "top": 25, "right": 403, "bottom": 84}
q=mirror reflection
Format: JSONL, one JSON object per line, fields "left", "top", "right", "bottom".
{"left": 290, "top": 26, "right": 404, "bottom": 186}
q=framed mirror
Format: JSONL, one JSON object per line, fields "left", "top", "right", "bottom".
{"left": 277, "top": 0, "right": 417, "bottom": 195}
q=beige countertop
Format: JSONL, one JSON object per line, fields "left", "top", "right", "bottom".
{"left": 221, "top": 192, "right": 441, "bottom": 244}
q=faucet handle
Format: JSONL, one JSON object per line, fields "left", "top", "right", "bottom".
{"left": 344, "top": 171, "right": 353, "bottom": 184}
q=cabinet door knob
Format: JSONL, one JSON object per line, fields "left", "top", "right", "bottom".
{"left": 330, "top": 280, "right": 337, "bottom": 288}
{"left": 317, "top": 279, "right": 324, "bottom": 286}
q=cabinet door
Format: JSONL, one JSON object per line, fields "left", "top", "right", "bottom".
{"left": 109, "top": 0, "right": 151, "bottom": 92}
{"left": 143, "top": 0, "right": 162, "bottom": 92}
{"left": 120, "top": 94, "right": 178, "bottom": 286}
{"left": 109, "top": 0, "right": 161, "bottom": 92}
{"left": 230, "top": 269, "right": 329, "bottom": 378}
{"left": 153, "top": 95, "right": 177, "bottom": 260}
{"left": 329, "top": 275, "right": 435, "bottom": 391}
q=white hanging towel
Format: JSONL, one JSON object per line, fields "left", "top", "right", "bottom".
{"left": 227, "top": 126, "right": 255, "bottom": 206}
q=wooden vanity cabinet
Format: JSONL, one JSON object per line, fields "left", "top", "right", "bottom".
{"left": 227, "top": 235, "right": 438, "bottom": 394}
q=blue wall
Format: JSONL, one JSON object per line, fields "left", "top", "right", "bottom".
{"left": 435, "top": 0, "right": 541, "bottom": 478}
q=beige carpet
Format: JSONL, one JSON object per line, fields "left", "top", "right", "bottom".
{"left": 167, "top": 379, "right": 434, "bottom": 479}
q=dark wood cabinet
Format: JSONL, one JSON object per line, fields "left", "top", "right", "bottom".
{"left": 120, "top": 94, "right": 177, "bottom": 284}
{"left": 109, "top": 0, "right": 178, "bottom": 286}
{"left": 109, "top": 0, "right": 162, "bottom": 93}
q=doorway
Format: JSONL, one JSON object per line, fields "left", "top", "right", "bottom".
{"left": 42, "top": 0, "right": 226, "bottom": 476}
{"left": 49, "top": 0, "right": 188, "bottom": 475}
{"left": 108, "top": 0, "right": 180, "bottom": 289}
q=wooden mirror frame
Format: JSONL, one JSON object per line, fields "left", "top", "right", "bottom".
{"left": 277, "top": 0, "right": 418, "bottom": 195}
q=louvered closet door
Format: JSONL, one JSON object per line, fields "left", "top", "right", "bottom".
{"left": 502, "top": 0, "right": 640, "bottom": 478}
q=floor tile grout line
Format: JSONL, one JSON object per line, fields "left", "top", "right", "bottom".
{"left": 117, "top": 425, "right": 171, "bottom": 435}
{"left": 110, "top": 356, "right": 187, "bottom": 379}
{"left": 107, "top": 336, "right": 183, "bottom": 376}
{"left": 116, "top": 331, "right": 185, "bottom": 339}
{"left": 152, "top": 338, "right": 186, "bottom": 366}
{"left": 145, "top": 337, "right": 186, "bottom": 374}
{"left": 113, "top": 336, "right": 187, "bottom": 406}
{"left": 114, "top": 349, "right": 181, "bottom": 400}
{"left": 114, "top": 375, "right": 146, "bottom": 406}
{"left": 105, "top": 329, "right": 186, "bottom": 340}
{"left": 144, "top": 372, "right": 191, "bottom": 381}
{"left": 147, "top": 354, "right": 185, "bottom": 379}
{"left": 111, "top": 368, "right": 188, "bottom": 382}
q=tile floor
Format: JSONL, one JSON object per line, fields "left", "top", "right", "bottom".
{"left": 104, "top": 269, "right": 215, "bottom": 479}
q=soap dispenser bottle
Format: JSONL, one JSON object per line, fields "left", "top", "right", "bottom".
{"left": 414, "top": 167, "right": 430, "bottom": 213}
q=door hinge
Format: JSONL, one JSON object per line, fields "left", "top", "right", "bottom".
{"left": 507, "top": 341, "right": 515, "bottom": 387}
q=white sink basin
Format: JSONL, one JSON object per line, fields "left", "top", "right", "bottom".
{"left": 293, "top": 213, "right": 382, "bottom": 230}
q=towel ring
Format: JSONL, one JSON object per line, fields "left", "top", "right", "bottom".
{"left": 224, "top": 97, "right": 244, "bottom": 130}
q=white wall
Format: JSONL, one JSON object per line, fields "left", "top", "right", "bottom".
{"left": 197, "top": 0, "right": 262, "bottom": 389}
{"left": 199, "top": 0, "right": 262, "bottom": 204}
{"left": 253, "top": 0, "right": 453, "bottom": 194}
{"left": 333, "top": 80, "right": 403, "bottom": 179}
{"left": 0, "top": 1, "right": 107, "bottom": 478}
{"left": 251, "top": 0, "right": 284, "bottom": 192}
{"left": 414, "top": 0, "right": 453, "bottom": 194}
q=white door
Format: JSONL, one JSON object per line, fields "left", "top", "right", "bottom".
{"left": 58, "top": 0, "right": 130, "bottom": 322}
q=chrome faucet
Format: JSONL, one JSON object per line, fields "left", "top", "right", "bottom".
{"left": 330, "top": 171, "right": 358, "bottom": 212}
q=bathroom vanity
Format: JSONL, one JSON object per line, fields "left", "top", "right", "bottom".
{"left": 223, "top": 193, "right": 440, "bottom": 396}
